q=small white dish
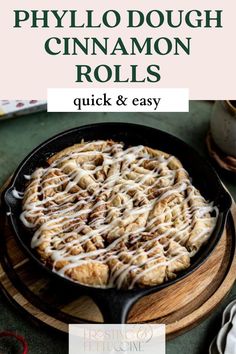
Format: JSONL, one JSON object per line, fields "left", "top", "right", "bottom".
{"left": 222, "top": 301, "right": 236, "bottom": 326}
{"left": 224, "top": 315, "right": 236, "bottom": 354}
{"left": 217, "top": 320, "right": 232, "bottom": 354}
{"left": 209, "top": 336, "right": 220, "bottom": 354}
{"left": 216, "top": 302, "right": 236, "bottom": 353}
{"left": 209, "top": 299, "right": 236, "bottom": 354}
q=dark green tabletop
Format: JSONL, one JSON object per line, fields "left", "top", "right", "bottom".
{"left": 0, "top": 101, "right": 235, "bottom": 354}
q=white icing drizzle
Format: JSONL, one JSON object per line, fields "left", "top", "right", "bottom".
{"left": 24, "top": 175, "right": 31, "bottom": 180}
{"left": 20, "top": 140, "right": 218, "bottom": 289}
{"left": 12, "top": 188, "right": 24, "bottom": 199}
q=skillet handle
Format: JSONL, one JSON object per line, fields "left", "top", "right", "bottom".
{"left": 2, "top": 186, "right": 15, "bottom": 211}
{"left": 91, "top": 290, "right": 141, "bottom": 324}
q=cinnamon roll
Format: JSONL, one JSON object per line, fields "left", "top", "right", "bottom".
{"left": 20, "top": 140, "right": 218, "bottom": 289}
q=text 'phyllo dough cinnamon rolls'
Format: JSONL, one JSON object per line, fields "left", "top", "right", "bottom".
{"left": 20, "top": 140, "right": 218, "bottom": 289}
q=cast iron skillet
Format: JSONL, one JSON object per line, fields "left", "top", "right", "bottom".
{"left": 2, "top": 123, "right": 232, "bottom": 323}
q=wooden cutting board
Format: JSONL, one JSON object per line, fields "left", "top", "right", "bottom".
{"left": 0, "top": 179, "right": 235, "bottom": 339}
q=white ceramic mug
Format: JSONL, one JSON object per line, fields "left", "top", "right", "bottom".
{"left": 210, "top": 100, "right": 236, "bottom": 157}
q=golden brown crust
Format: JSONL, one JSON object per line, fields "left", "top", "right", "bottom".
{"left": 65, "top": 262, "right": 109, "bottom": 286}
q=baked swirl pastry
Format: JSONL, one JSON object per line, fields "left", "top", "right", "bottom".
{"left": 20, "top": 140, "right": 218, "bottom": 289}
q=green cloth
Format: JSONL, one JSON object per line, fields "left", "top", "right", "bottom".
{"left": 0, "top": 101, "right": 235, "bottom": 353}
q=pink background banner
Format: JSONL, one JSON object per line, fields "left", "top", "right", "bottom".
{"left": 0, "top": 1, "right": 235, "bottom": 99}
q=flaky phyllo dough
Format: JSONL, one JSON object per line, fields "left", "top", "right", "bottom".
{"left": 20, "top": 140, "right": 218, "bottom": 289}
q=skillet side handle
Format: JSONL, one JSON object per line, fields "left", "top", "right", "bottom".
{"left": 2, "top": 186, "right": 15, "bottom": 212}
{"left": 91, "top": 291, "right": 140, "bottom": 324}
